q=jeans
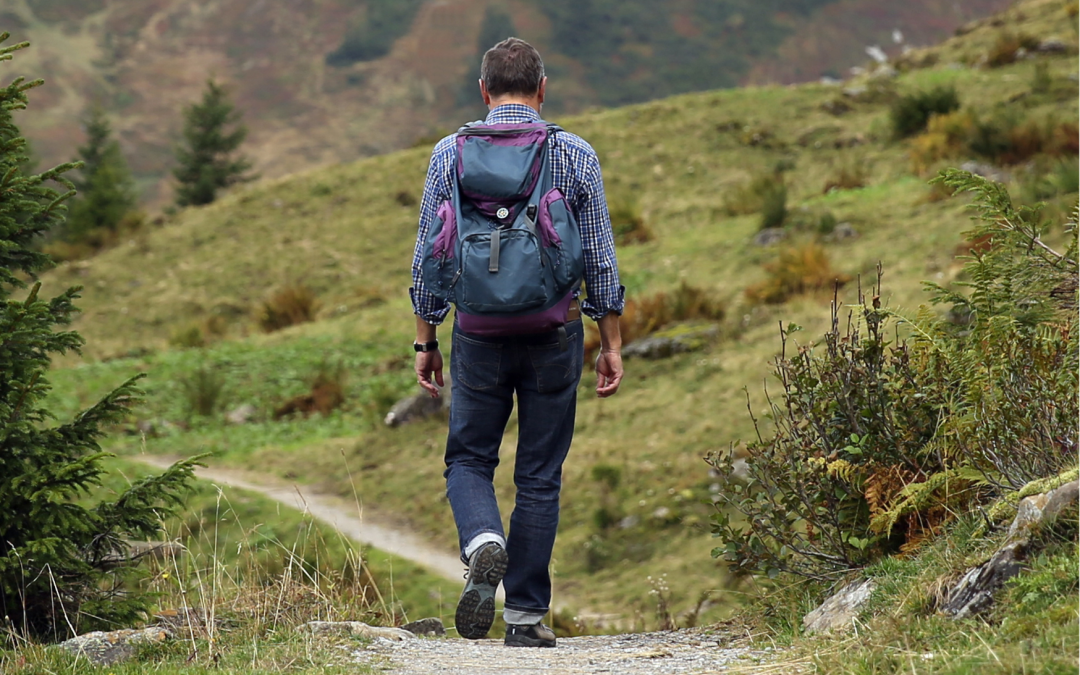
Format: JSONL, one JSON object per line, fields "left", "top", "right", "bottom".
{"left": 444, "top": 319, "right": 584, "bottom": 621}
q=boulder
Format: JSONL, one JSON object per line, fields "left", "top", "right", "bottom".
{"left": 802, "top": 578, "right": 876, "bottom": 634}
{"left": 226, "top": 403, "right": 258, "bottom": 425}
{"left": 1035, "top": 38, "right": 1069, "bottom": 54}
{"left": 301, "top": 621, "right": 416, "bottom": 640}
{"left": 623, "top": 326, "right": 719, "bottom": 360}
{"left": 401, "top": 617, "right": 446, "bottom": 636}
{"left": 754, "top": 228, "right": 786, "bottom": 246}
{"left": 385, "top": 382, "right": 451, "bottom": 427}
{"left": 56, "top": 627, "right": 173, "bottom": 665}
{"left": 960, "top": 161, "right": 1010, "bottom": 184}
{"left": 941, "top": 480, "right": 1078, "bottom": 619}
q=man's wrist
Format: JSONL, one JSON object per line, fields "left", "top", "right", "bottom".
{"left": 413, "top": 339, "right": 440, "bottom": 353}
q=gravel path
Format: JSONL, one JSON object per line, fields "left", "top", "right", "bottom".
{"left": 134, "top": 455, "right": 469, "bottom": 584}
{"left": 354, "top": 628, "right": 768, "bottom": 674}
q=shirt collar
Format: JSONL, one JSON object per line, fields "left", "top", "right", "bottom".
{"left": 484, "top": 103, "right": 541, "bottom": 125}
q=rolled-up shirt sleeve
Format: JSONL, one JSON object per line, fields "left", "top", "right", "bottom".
{"left": 409, "top": 138, "right": 455, "bottom": 325}
{"left": 574, "top": 150, "right": 625, "bottom": 321}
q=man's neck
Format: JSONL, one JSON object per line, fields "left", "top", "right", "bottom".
{"left": 488, "top": 97, "right": 541, "bottom": 114}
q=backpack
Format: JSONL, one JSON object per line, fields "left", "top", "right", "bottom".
{"left": 419, "top": 121, "right": 585, "bottom": 337}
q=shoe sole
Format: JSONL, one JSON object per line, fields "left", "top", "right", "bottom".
{"left": 455, "top": 545, "right": 508, "bottom": 640}
{"left": 504, "top": 634, "right": 556, "bottom": 648}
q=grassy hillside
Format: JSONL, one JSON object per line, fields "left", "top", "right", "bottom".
{"left": 8, "top": 0, "right": 1010, "bottom": 204}
{"left": 35, "top": 0, "right": 1079, "bottom": 630}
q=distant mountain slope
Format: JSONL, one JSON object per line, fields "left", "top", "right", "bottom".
{"left": 745, "top": 0, "right": 1013, "bottom": 84}
{"left": 7, "top": 0, "right": 1012, "bottom": 205}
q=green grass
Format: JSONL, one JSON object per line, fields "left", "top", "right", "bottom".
{"left": 32, "top": 0, "right": 1080, "bottom": 633}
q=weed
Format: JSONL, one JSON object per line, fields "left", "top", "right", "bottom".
{"left": 744, "top": 243, "right": 850, "bottom": 305}
{"left": 609, "top": 200, "right": 653, "bottom": 245}
{"left": 758, "top": 181, "right": 787, "bottom": 230}
{"left": 394, "top": 190, "right": 417, "bottom": 207}
{"left": 823, "top": 155, "right": 869, "bottom": 193}
{"left": 723, "top": 171, "right": 787, "bottom": 218}
{"left": 180, "top": 366, "right": 228, "bottom": 418}
{"left": 890, "top": 86, "right": 961, "bottom": 139}
{"left": 258, "top": 284, "right": 321, "bottom": 333}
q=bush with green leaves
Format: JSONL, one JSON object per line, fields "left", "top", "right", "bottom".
{"left": 0, "top": 35, "right": 199, "bottom": 641}
{"left": 890, "top": 85, "right": 961, "bottom": 139}
{"left": 710, "top": 170, "right": 1078, "bottom": 581}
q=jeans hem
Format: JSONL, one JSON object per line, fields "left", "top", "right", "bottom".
{"left": 462, "top": 531, "right": 506, "bottom": 564}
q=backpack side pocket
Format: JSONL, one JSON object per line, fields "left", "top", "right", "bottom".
{"left": 420, "top": 200, "right": 459, "bottom": 299}
{"left": 538, "top": 189, "right": 584, "bottom": 294}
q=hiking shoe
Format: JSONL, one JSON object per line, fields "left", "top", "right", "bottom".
{"left": 454, "top": 542, "right": 508, "bottom": 639}
{"left": 504, "top": 622, "right": 556, "bottom": 648}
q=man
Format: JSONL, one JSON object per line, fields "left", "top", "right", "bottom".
{"left": 409, "top": 37, "right": 624, "bottom": 648}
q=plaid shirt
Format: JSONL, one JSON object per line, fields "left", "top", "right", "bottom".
{"left": 410, "top": 104, "right": 625, "bottom": 324}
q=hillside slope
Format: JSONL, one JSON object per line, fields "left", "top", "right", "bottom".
{"left": 37, "top": 0, "right": 1079, "bottom": 627}
{"left": 8, "top": 0, "right": 1009, "bottom": 204}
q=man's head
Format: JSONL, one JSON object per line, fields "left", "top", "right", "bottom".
{"left": 479, "top": 38, "right": 546, "bottom": 110}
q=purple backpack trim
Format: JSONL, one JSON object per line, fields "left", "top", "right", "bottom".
{"left": 537, "top": 188, "right": 565, "bottom": 248}
{"left": 457, "top": 292, "right": 574, "bottom": 336}
{"left": 432, "top": 201, "right": 457, "bottom": 259}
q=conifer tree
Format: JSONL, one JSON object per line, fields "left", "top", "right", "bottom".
{"left": 64, "top": 106, "right": 136, "bottom": 243}
{"left": 173, "top": 79, "right": 252, "bottom": 207}
{"left": 0, "top": 35, "right": 199, "bottom": 641}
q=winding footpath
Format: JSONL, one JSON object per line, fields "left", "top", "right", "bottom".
{"left": 134, "top": 454, "right": 765, "bottom": 674}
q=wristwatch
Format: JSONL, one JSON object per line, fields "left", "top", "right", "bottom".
{"left": 413, "top": 340, "right": 439, "bottom": 353}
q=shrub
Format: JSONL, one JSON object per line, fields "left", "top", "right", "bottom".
{"left": 710, "top": 171, "right": 1078, "bottom": 581}
{"left": 273, "top": 361, "right": 347, "bottom": 419}
{"left": 985, "top": 31, "right": 1039, "bottom": 68}
{"left": 723, "top": 172, "right": 786, "bottom": 217}
{"left": 258, "top": 284, "right": 321, "bottom": 332}
{"left": 908, "top": 110, "right": 975, "bottom": 173}
{"left": 890, "top": 85, "right": 961, "bottom": 139}
{"left": 609, "top": 200, "right": 653, "bottom": 245}
{"left": 758, "top": 181, "right": 787, "bottom": 230}
{"left": 823, "top": 155, "right": 869, "bottom": 193}
{"left": 0, "top": 35, "right": 198, "bottom": 640}
{"left": 744, "top": 243, "right": 851, "bottom": 305}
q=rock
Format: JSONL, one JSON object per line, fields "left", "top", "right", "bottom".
{"left": 941, "top": 541, "right": 1027, "bottom": 619}
{"left": 842, "top": 86, "right": 867, "bottom": 99}
{"left": 754, "top": 227, "right": 786, "bottom": 246}
{"left": 301, "top": 620, "right": 416, "bottom": 641}
{"left": 824, "top": 222, "right": 859, "bottom": 242}
{"left": 802, "top": 579, "right": 876, "bottom": 634}
{"left": 1035, "top": 38, "right": 1068, "bottom": 54}
{"left": 622, "top": 326, "right": 719, "bottom": 361}
{"left": 384, "top": 385, "right": 450, "bottom": 427}
{"left": 821, "top": 99, "right": 851, "bottom": 116}
{"left": 942, "top": 480, "right": 1077, "bottom": 619}
{"left": 226, "top": 403, "right": 258, "bottom": 425}
{"left": 960, "top": 161, "right": 1010, "bottom": 184}
{"left": 618, "top": 515, "right": 640, "bottom": 529}
{"left": 56, "top": 627, "right": 173, "bottom": 665}
{"left": 401, "top": 617, "right": 446, "bottom": 636}
{"left": 869, "top": 65, "right": 898, "bottom": 79}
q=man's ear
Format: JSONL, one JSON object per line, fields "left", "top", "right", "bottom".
{"left": 537, "top": 77, "right": 547, "bottom": 105}
{"left": 480, "top": 79, "right": 492, "bottom": 107}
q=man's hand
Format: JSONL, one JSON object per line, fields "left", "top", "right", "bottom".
{"left": 415, "top": 350, "right": 444, "bottom": 398}
{"left": 595, "top": 349, "right": 623, "bottom": 398}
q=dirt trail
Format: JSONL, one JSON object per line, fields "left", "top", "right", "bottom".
{"left": 134, "top": 454, "right": 475, "bottom": 590}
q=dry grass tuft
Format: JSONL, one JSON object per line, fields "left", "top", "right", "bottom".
{"left": 258, "top": 284, "right": 321, "bottom": 333}
{"left": 745, "top": 243, "right": 851, "bottom": 305}
{"left": 585, "top": 281, "right": 726, "bottom": 357}
{"left": 273, "top": 362, "right": 347, "bottom": 420}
